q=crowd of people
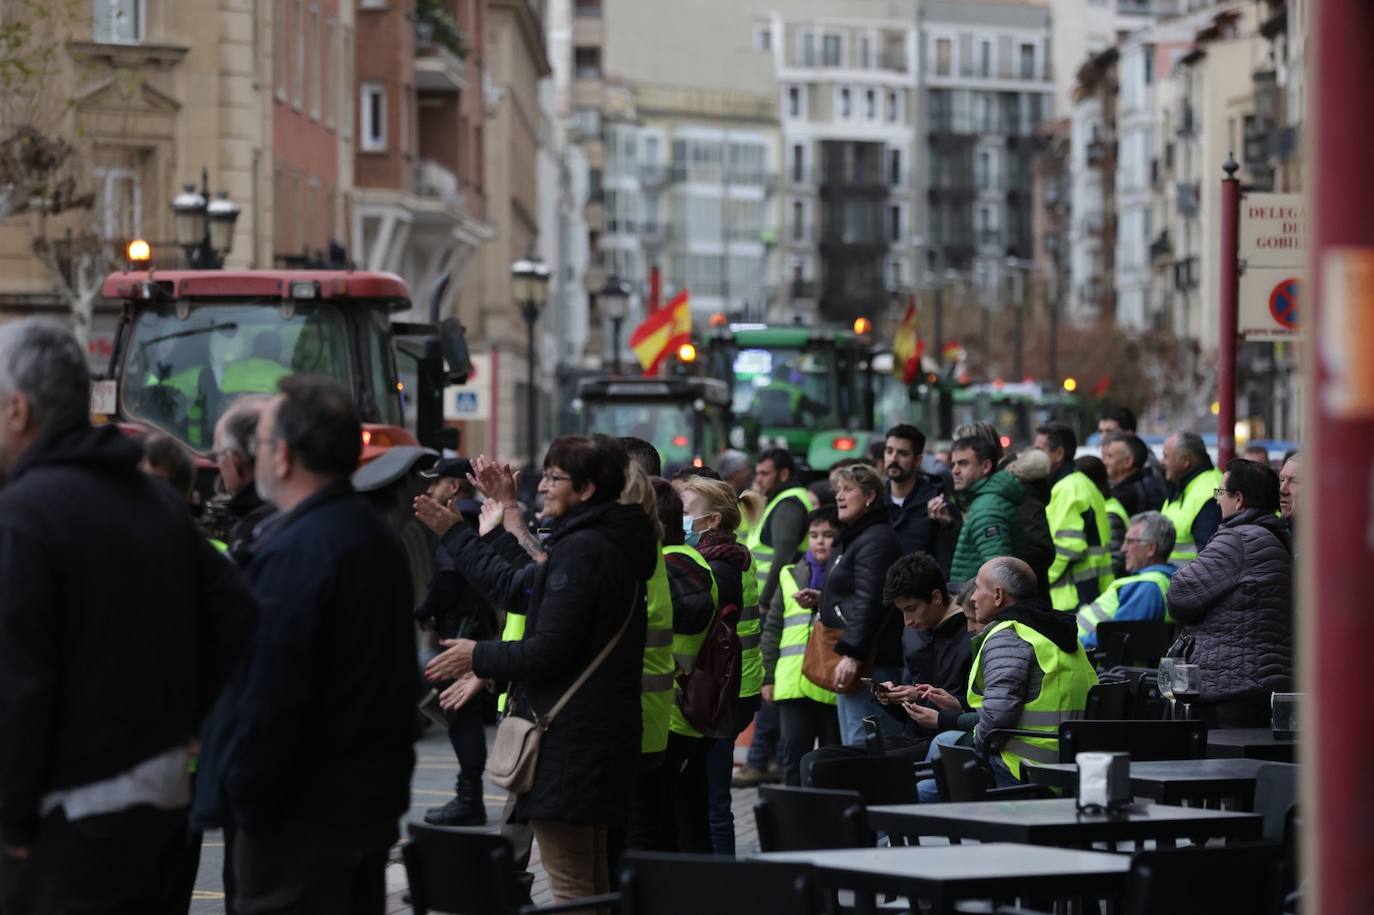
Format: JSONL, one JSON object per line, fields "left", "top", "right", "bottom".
{"left": 0, "top": 316, "right": 1301, "bottom": 913}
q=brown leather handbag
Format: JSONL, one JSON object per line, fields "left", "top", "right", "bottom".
{"left": 801, "top": 614, "right": 875, "bottom": 696}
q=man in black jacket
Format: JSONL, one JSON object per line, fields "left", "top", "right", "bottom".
{"left": 1103, "top": 432, "right": 1166, "bottom": 515}
{"left": 0, "top": 319, "right": 258, "bottom": 913}
{"left": 212, "top": 396, "right": 276, "bottom": 563}
{"left": 884, "top": 424, "right": 955, "bottom": 572}
{"left": 203, "top": 375, "right": 418, "bottom": 915}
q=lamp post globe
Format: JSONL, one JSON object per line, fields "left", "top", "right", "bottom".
{"left": 207, "top": 192, "right": 241, "bottom": 257}
{"left": 171, "top": 185, "right": 207, "bottom": 249}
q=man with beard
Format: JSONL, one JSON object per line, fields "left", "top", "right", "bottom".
{"left": 885, "top": 424, "right": 954, "bottom": 573}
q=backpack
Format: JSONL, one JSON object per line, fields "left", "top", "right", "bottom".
{"left": 678, "top": 602, "right": 741, "bottom": 738}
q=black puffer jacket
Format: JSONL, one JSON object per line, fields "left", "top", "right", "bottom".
{"left": 819, "top": 503, "right": 904, "bottom": 667}
{"left": 446, "top": 501, "right": 657, "bottom": 825}
{"left": 1168, "top": 508, "right": 1293, "bottom": 702}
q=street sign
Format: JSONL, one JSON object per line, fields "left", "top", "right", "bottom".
{"left": 445, "top": 352, "right": 491, "bottom": 421}
{"left": 1239, "top": 267, "right": 1303, "bottom": 340}
{"left": 1239, "top": 193, "right": 1307, "bottom": 268}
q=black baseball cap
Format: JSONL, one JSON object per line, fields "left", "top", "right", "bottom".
{"left": 419, "top": 457, "right": 473, "bottom": 480}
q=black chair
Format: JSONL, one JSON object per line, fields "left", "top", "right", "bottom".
{"left": 808, "top": 754, "right": 923, "bottom": 806}
{"left": 754, "top": 785, "right": 872, "bottom": 851}
{"left": 997, "top": 844, "right": 1284, "bottom": 915}
{"left": 1096, "top": 620, "right": 1176, "bottom": 669}
{"left": 1083, "top": 679, "right": 1132, "bottom": 719}
{"left": 1253, "top": 764, "right": 1300, "bottom": 902}
{"left": 618, "top": 851, "right": 825, "bottom": 915}
{"left": 402, "top": 822, "right": 619, "bottom": 915}
{"left": 933, "top": 743, "right": 1053, "bottom": 803}
{"left": 1057, "top": 719, "right": 1208, "bottom": 762}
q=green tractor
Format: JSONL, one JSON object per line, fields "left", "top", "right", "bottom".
{"left": 701, "top": 324, "right": 877, "bottom": 472}
{"left": 572, "top": 375, "right": 732, "bottom": 471}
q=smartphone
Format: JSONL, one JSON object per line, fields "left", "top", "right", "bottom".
{"left": 858, "top": 677, "right": 875, "bottom": 689}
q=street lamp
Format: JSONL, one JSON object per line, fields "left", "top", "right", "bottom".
{"left": 600, "top": 274, "right": 631, "bottom": 374}
{"left": 171, "top": 167, "right": 240, "bottom": 269}
{"left": 511, "top": 256, "right": 551, "bottom": 469}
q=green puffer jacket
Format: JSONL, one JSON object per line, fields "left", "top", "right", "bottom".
{"left": 950, "top": 471, "right": 1026, "bottom": 584}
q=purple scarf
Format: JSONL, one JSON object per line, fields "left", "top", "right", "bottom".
{"left": 803, "top": 551, "right": 828, "bottom": 590}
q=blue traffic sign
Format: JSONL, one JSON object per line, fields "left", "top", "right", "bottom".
{"left": 1268, "top": 278, "right": 1299, "bottom": 330}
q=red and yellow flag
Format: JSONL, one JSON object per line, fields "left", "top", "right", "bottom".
{"left": 892, "top": 295, "right": 923, "bottom": 384}
{"left": 630, "top": 289, "right": 691, "bottom": 375}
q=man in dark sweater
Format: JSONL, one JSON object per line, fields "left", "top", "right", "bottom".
{"left": 0, "top": 320, "right": 258, "bottom": 912}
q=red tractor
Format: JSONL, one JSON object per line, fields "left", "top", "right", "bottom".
{"left": 95, "top": 266, "right": 470, "bottom": 596}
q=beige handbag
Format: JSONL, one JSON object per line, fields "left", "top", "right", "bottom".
{"left": 488, "top": 594, "right": 638, "bottom": 794}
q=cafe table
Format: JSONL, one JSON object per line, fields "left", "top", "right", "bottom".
{"left": 1206, "top": 727, "right": 1297, "bottom": 763}
{"left": 1024, "top": 758, "right": 1296, "bottom": 808}
{"left": 867, "top": 797, "right": 1262, "bottom": 849}
{"left": 756, "top": 843, "right": 1131, "bottom": 915}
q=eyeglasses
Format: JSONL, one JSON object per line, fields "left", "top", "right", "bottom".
{"left": 1123, "top": 537, "right": 1148, "bottom": 544}
{"left": 541, "top": 472, "right": 573, "bottom": 485}
{"left": 1212, "top": 487, "right": 1233, "bottom": 499}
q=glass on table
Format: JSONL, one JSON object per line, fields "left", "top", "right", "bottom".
{"left": 1272, "top": 692, "right": 1299, "bottom": 740}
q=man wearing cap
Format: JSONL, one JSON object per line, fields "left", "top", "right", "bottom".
{"left": 415, "top": 457, "right": 494, "bottom": 826}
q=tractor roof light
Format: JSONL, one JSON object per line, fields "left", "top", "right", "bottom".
{"left": 853, "top": 316, "right": 873, "bottom": 336}
{"left": 126, "top": 239, "right": 151, "bottom": 267}
{"left": 677, "top": 342, "right": 697, "bottom": 363}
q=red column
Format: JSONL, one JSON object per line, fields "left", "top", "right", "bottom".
{"left": 1217, "top": 160, "right": 1240, "bottom": 468}
{"left": 1311, "top": 1, "right": 1374, "bottom": 912}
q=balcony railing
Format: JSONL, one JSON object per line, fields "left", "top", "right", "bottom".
{"left": 1149, "top": 230, "right": 1173, "bottom": 263}
{"left": 1174, "top": 256, "right": 1198, "bottom": 291}
{"left": 1176, "top": 182, "right": 1200, "bottom": 218}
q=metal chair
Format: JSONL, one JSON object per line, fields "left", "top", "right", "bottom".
{"left": 754, "top": 785, "right": 872, "bottom": 852}
{"left": 1096, "top": 620, "right": 1176, "bottom": 669}
{"left": 402, "top": 822, "right": 619, "bottom": 915}
{"left": 1057, "top": 719, "right": 1208, "bottom": 762}
{"left": 808, "top": 754, "right": 924, "bottom": 806}
{"left": 618, "top": 851, "right": 825, "bottom": 915}
{"left": 933, "top": 743, "right": 1054, "bottom": 803}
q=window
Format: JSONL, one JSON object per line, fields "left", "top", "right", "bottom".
{"left": 1144, "top": 46, "right": 1155, "bottom": 85}
{"left": 753, "top": 22, "right": 771, "bottom": 51}
{"left": 787, "top": 86, "right": 801, "bottom": 118}
{"left": 791, "top": 199, "right": 805, "bottom": 241}
{"left": 860, "top": 35, "right": 872, "bottom": 68}
{"left": 341, "top": 26, "right": 354, "bottom": 139}
{"left": 888, "top": 148, "right": 902, "bottom": 186}
{"left": 822, "top": 33, "right": 842, "bottom": 67}
{"left": 791, "top": 144, "right": 804, "bottom": 183}
{"left": 1019, "top": 43, "right": 1036, "bottom": 80}
{"left": 889, "top": 204, "right": 902, "bottom": 243}
{"left": 308, "top": 4, "right": 320, "bottom": 120}
{"left": 94, "top": 167, "right": 142, "bottom": 240}
{"left": 978, "top": 40, "right": 991, "bottom": 78}
{"left": 864, "top": 89, "right": 876, "bottom": 120}
{"left": 839, "top": 87, "right": 851, "bottom": 118}
{"left": 888, "top": 258, "right": 903, "bottom": 289}
{"left": 273, "top": 164, "right": 286, "bottom": 255}
{"left": 359, "top": 0, "right": 386, "bottom": 7}
{"left": 575, "top": 47, "right": 601, "bottom": 80}
{"left": 92, "top": 0, "right": 144, "bottom": 44}
{"left": 800, "top": 32, "right": 816, "bottom": 67}
{"left": 976, "top": 150, "right": 992, "bottom": 190}
{"left": 293, "top": 0, "right": 304, "bottom": 109}
{"left": 887, "top": 91, "right": 899, "bottom": 123}
{"left": 324, "top": 17, "right": 337, "bottom": 128}
{"left": 360, "top": 82, "right": 386, "bottom": 151}
{"left": 935, "top": 38, "right": 951, "bottom": 76}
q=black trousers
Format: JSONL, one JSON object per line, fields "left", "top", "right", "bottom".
{"left": 776, "top": 698, "right": 841, "bottom": 787}
{"left": 232, "top": 821, "right": 390, "bottom": 915}
{"left": 445, "top": 698, "right": 487, "bottom": 786}
{"left": 0, "top": 805, "right": 184, "bottom": 915}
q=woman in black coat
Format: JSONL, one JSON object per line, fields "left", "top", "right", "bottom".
{"left": 416, "top": 435, "right": 657, "bottom": 909}
{"left": 819, "top": 462, "right": 904, "bottom": 746}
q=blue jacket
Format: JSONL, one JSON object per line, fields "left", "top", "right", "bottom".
{"left": 1113, "top": 563, "right": 1176, "bottom": 624}
{"left": 195, "top": 480, "right": 417, "bottom": 840}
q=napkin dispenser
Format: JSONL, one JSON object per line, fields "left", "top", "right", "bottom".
{"left": 1076, "top": 751, "right": 1130, "bottom": 811}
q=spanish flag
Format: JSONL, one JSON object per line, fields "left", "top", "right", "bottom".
{"left": 892, "top": 295, "right": 922, "bottom": 384}
{"left": 630, "top": 289, "right": 691, "bottom": 375}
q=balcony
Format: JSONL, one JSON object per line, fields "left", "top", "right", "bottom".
{"left": 415, "top": 35, "right": 468, "bottom": 92}
{"left": 1176, "top": 182, "right": 1200, "bottom": 219}
{"left": 977, "top": 228, "right": 1002, "bottom": 248}
{"left": 879, "top": 50, "right": 908, "bottom": 72}
{"left": 789, "top": 279, "right": 818, "bottom": 299}
{"left": 1085, "top": 139, "right": 1115, "bottom": 168}
{"left": 640, "top": 163, "right": 672, "bottom": 188}
{"left": 415, "top": 159, "right": 466, "bottom": 209}
{"left": 584, "top": 199, "right": 604, "bottom": 232}
{"left": 1174, "top": 256, "right": 1198, "bottom": 291}
{"left": 1176, "top": 101, "right": 1195, "bottom": 138}
{"left": 1149, "top": 230, "right": 1173, "bottom": 264}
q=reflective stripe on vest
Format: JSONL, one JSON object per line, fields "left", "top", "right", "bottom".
{"left": 773, "top": 566, "right": 837, "bottom": 705}
{"left": 968, "top": 619, "right": 1099, "bottom": 778}
{"left": 1075, "top": 569, "right": 1173, "bottom": 643}
{"left": 662, "top": 545, "right": 718, "bottom": 738}
{"left": 1161, "top": 468, "right": 1222, "bottom": 565}
{"left": 495, "top": 610, "right": 527, "bottom": 714}
{"left": 743, "top": 487, "right": 811, "bottom": 583}
{"left": 641, "top": 552, "right": 674, "bottom": 754}
{"left": 1046, "top": 470, "right": 1116, "bottom": 612}
{"left": 737, "top": 555, "right": 763, "bottom": 698}
{"left": 1106, "top": 498, "right": 1129, "bottom": 529}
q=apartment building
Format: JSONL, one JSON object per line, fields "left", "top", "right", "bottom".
{"left": 920, "top": 0, "right": 1055, "bottom": 307}
{"left": 1047, "top": 0, "right": 1181, "bottom": 114}
{"left": 1067, "top": 46, "right": 1118, "bottom": 323}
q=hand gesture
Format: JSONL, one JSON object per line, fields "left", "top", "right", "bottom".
{"left": 877, "top": 682, "right": 919, "bottom": 705}
{"left": 915, "top": 684, "right": 962, "bottom": 711}
{"left": 833, "top": 655, "right": 859, "bottom": 692}
{"left": 902, "top": 700, "right": 938, "bottom": 729}
{"left": 414, "top": 494, "right": 461, "bottom": 536}
{"left": 795, "top": 588, "right": 821, "bottom": 609}
{"left": 469, "top": 454, "right": 518, "bottom": 505}
{"left": 478, "top": 498, "right": 505, "bottom": 537}
{"left": 439, "top": 672, "right": 488, "bottom": 711}
{"left": 425, "top": 638, "right": 477, "bottom": 682}
{"left": 927, "top": 494, "right": 952, "bottom": 524}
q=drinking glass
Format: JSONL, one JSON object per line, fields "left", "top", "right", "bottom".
{"left": 1272, "top": 692, "right": 1299, "bottom": 740}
